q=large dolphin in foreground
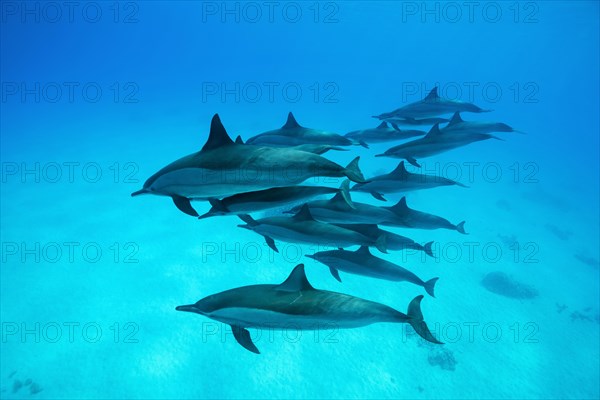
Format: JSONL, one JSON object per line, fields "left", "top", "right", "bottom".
{"left": 372, "top": 87, "right": 492, "bottom": 120}
{"left": 246, "top": 112, "right": 368, "bottom": 148}
{"left": 345, "top": 122, "right": 425, "bottom": 144}
{"left": 333, "top": 224, "right": 434, "bottom": 257}
{"left": 198, "top": 180, "right": 353, "bottom": 219}
{"left": 382, "top": 197, "right": 467, "bottom": 234}
{"left": 376, "top": 123, "right": 503, "bottom": 167}
{"left": 351, "top": 161, "right": 467, "bottom": 201}
{"left": 306, "top": 246, "right": 439, "bottom": 297}
{"left": 176, "top": 264, "right": 442, "bottom": 353}
{"left": 238, "top": 204, "right": 387, "bottom": 253}
{"left": 442, "top": 112, "right": 521, "bottom": 135}
{"left": 131, "top": 114, "right": 366, "bottom": 216}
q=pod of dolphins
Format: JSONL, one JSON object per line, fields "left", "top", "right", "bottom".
{"left": 133, "top": 87, "right": 518, "bottom": 353}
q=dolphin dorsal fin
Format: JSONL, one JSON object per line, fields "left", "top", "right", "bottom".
{"left": 235, "top": 135, "right": 244, "bottom": 144}
{"left": 390, "top": 161, "right": 409, "bottom": 176}
{"left": 423, "top": 87, "right": 440, "bottom": 102}
{"left": 390, "top": 196, "right": 410, "bottom": 213}
{"left": 277, "top": 264, "right": 314, "bottom": 292}
{"left": 425, "top": 123, "right": 442, "bottom": 138}
{"left": 377, "top": 121, "right": 388, "bottom": 129}
{"left": 448, "top": 112, "right": 463, "bottom": 126}
{"left": 202, "top": 114, "right": 235, "bottom": 151}
{"left": 282, "top": 112, "right": 301, "bottom": 129}
{"left": 293, "top": 204, "right": 315, "bottom": 221}
{"left": 356, "top": 246, "right": 372, "bottom": 256}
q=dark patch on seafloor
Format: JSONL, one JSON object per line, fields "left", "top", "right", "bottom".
{"left": 481, "top": 271, "right": 538, "bottom": 299}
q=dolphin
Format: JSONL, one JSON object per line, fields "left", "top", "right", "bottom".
{"left": 284, "top": 180, "right": 396, "bottom": 225}
{"left": 131, "top": 114, "right": 367, "bottom": 216}
{"left": 375, "top": 123, "right": 503, "bottom": 167}
{"left": 351, "top": 161, "right": 467, "bottom": 201}
{"left": 235, "top": 135, "right": 348, "bottom": 155}
{"left": 381, "top": 117, "right": 450, "bottom": 126}
{"left": 333, "top": 224, "right": 434, "bottom": 257}
{"left": 381, "top": 197, "right": 467, "bottom": 234}
{"left": 442, "top": 112, "right": 522, "bottom": 135}
{"left": 344, "top": 122, "right": 425, "bottom": 144}
{"left": 373, "top": 87, "right": 492, "bottom": 120}
{"left": 246, "top": 112, "right": 368, "bottom": 148}
{"left": 176, "top": 264, "right": 443, "bottom": 353}
{"left": 198, "top": 180, "right": 354, "bottom": 219}
{"left": 306, "top": 246, "right": 439, "bottom": 297}
{"left": 237, "top": 204, "right": 388, "bottom": 253}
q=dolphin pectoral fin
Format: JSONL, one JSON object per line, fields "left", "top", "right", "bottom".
{"left": 329, "top": 267, "right": 342, "bottom": 282}
{"left": 371, "top": 192, "right": 387, "bottom": 202}
{"left": 391, "top": 123, "right": 401, "bottom": 131}
{"left": 374, "top": 234, "right": 388, "bottom": 254}
{"left": 406, "top": 295, "right": 443, "bottom": 344}
{"left": 265, "top": 236, "right": 279, "bottom": 253}
{"left": 171, "top": 196, "right": 199, "bottom": 217}
{"left": 406, "top": 157, "right": 421, "bottom": 168}
{"left": 238, "top": 214, "right": 258, "bottom": 226}
{"left": 358, "top": 140, "right": 369, "bottom": 149}
{"left": 231, "top": 326, "right": 260, "bottom": 354}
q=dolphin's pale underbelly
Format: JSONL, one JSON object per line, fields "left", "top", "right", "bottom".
{"left": 209, "top": 307, "right": 380, "bottom": 329}
{"left": 310, "top": 208, "right": 391, "bottom": 224}
{"left": 150, "top": 168, "right": 311, "bottom": 198}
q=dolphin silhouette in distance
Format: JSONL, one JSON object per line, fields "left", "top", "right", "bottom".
{"left": 345, "top": 122, "right": 425, "bottom": 144}
{"left": 176, "top": 264, "right": 443, "bottom": 353}
{"left": 332, "top": 224, "right": 435, "bottom": 257}
{"left": 442, "top": 111, "right": 523, "bottom": 135}
{"left": 131, "top": 114, "right": 367, "bottom": 216}
{"left": 372, "top": 86, "right": 492, "bottom": 120}
{"left": 375, "top": 123, "right": 503, "bottom": 167}
{"left": 245, "top": 112, "right": 368, "bottom": 148}
{"left": 198, "top": 180, "right": 354, "bottom": 219}
{"left": 306, "top": 246, "right": 439, "bottom": 297}
{"left": 237, "top": 204, "right": 388, "bottom": 253}
{"left": 351, "top": 161, "right": 467, "bottom": 201}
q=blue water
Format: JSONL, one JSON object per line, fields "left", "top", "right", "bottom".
{"left": 1, "top": 1, "right": 599, "bottom": 399}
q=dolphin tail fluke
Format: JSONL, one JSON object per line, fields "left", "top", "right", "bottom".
{"left": 343, "top": 157, "right": 367, "bottom": 183}
{"left": 339, "top": 179, "right": 355, "bottom": 209}
{"left": 406, "top": 295, "right": 443, "bottom": 344}
{"left": 423, "top": 277, "right": 439, "bottom": 297}
{"left": 231, "top": 326, "right": 260, "bottom": 354}
{"left": 172, "top": 195, "right": 199, "bottom": 217}
{"left": 375, "top": 234, "right": 388, "bottom": 254}
{"left": 424, "top": 241, "right": 435, "bottom": 258}
{"left": 456, "top": 221, "right": 467, "bottom": 235}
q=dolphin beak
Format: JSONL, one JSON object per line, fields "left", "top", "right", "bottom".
{"left": 197, "top": 213, "right": 211, "bottom": 220}
{"left": 305, "top": 254, "right": 315, "bottom": 259}
{"left": 237, "top": 224, "right": 250, "bottom": 230}
{"left": 131, "top": 188, "right": 149, "bottom": 197}
{"left": 175, "top": 304, "right": 197, "bottom": 313}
